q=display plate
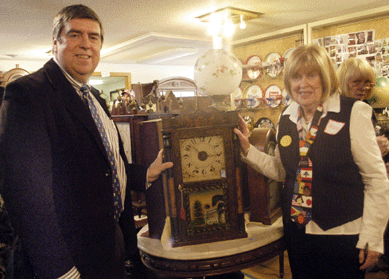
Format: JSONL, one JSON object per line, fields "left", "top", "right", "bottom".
{"left": 254, "top": 117, "right": 275, "bottom": 130}
{"left": 242, "top": 84, "right": 264, "bottom": 109}
{"left": 230, "top": 87, "right": 243, "bottom": 109}
{"left": 265, "top": 85, "right": 282, "bottom": 108}
{"left": 264, "top": 52, "right": 282, "bottom": 78}
{"left": 244, "top": 55, "right": 262, "bottom": 79}
{"left": 282, "top": 88, "right": 292, "bottom": 106}
{"left": 282, "top": 48, "right": 296, "bottom": 67}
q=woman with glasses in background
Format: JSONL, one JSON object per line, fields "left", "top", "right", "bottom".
{"left": 338, "top": 57, "right": 375, "bottom": 101}
{"left": 338, "top": 57, "right": 389, "bottom": 274}
{"left": 338, "top": 57, "right": 389, "bottom": 157}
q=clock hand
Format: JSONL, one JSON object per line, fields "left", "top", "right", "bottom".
{"left": 207, "top": 153, "right": 222, "bottom": 157}
{"left": 191, "top": 145, "right": 201, "bottom": 153}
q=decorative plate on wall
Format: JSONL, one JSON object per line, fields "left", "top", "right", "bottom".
{"left": 244, "top": 55, "right": 262, "bottom": 80}
{"left": 264, "top": 53, "right": 282, "bottom": 78}
{"left": 254, "top": 117, "right": 275, "bottom": 130}
{"left": 242, "top": 84, "right": 264, "bottom": 109}
{"left": 282, "top": 48, "right": 296, "bottom": 67}
{"left": 265, "top": 85, "right": 282, "bottom": 108}
{"left": 230, "top": 86, "right": 243, "bottom": 109}
{"left": 282, "top": 88, "right": 292, "bottom": 106}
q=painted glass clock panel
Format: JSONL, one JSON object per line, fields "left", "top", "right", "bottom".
{"left": 179, "top": 135, "right": 226, "bottom": 183}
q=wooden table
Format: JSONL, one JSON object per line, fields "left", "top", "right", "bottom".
{"left": 137, "top": 217, "right": 285, "bottom": 278}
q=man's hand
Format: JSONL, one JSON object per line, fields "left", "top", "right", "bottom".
{"left": 147, "top": 149, "right": 173, "bottom": 183}
{"left": 359, "top": 247, "right": 381, "bottom": 270}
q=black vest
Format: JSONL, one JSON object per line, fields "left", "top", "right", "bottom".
{"left": 278, "top": 96, "right": 364, "bottom": 231}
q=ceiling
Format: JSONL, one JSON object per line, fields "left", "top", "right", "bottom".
{"left": 1, "top": 0, "right": 389, "bottom": 67}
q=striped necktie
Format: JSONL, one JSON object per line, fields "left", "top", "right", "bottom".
{"left": 80, "top": 85, "right": 123, "bottom": 221}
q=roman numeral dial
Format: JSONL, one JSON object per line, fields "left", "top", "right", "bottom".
{"left": 179, "top": 135, "right": 226, "bottom": 183}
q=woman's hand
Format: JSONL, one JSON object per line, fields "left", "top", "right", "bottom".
{"left": 359, "top": 248, "right": 381, "bottom": 270}
{"left": 376, "top": 135, "right": 389, "bottom": 157}
{"left": 147, "top": 149, "right": 173, "bottom": 183}
{"left": 233, "top": 115, "right": 251, "bottom": 156}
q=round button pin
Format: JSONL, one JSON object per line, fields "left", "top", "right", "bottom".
{"left": 280, "top": 135, "right": 292, "bottom": 147}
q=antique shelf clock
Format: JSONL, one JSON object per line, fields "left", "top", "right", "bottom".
{"left": 160, "top": 109, "right": 247, "bottom": 247}
{"left": 245, "top": 127, "right": 282, "bottom": 225}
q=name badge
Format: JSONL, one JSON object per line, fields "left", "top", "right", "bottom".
{"left": 324, "top": 119, "right": 345, "bottom": 135}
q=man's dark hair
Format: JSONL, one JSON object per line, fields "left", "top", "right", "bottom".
{"left": 52, "top": 4, "right": 104, "bottom": 45}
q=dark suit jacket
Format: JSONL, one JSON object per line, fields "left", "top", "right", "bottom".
{"left": 0, "top": 59, "right": 147, "bottom": 279}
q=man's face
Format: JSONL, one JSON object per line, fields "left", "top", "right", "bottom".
{"left": 53, "top": 18, "right": 101, "bottom": 83}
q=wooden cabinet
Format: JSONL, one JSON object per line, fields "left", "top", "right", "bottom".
{"left": 112, "top": 115, "right": 149, "bottom": 164}
{"left": 135, "top": 119, "right": 166, "bottom": 239}
{"left": 113, "top": 115, "right": 150, "bottom": 222}
{"left": 245, "top": 128, "right": 282, "bottom": 225}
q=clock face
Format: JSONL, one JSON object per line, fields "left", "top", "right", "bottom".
{"left": 179, "top": 135, "right": 226, "bottom": 183}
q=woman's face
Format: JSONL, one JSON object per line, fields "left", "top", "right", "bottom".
{"left": 290, "top": 68, "right": 323, "bottom": 112}
{"left": 347, "top": 75, "right": 372, "bottom": 100}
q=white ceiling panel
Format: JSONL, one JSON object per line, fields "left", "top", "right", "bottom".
{"left": 1, "top": 0, "right": 389, "bottom": 66}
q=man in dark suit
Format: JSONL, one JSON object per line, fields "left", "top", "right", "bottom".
{"left": 0, "top": 4, "right": 171, "bottom": 279}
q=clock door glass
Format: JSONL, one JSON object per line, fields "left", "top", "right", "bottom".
{"left": 180, "top": 136, "right": 226, "bottom": 183}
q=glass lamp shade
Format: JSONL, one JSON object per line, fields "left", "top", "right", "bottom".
{"left": 194, "top": 49, "right": 242, "bottom": 97}
{"left": 376, "top": 76, "right": 389, "bottom": 88}
{"left": 370, "top": 76, "right": 389, "bottom": 108}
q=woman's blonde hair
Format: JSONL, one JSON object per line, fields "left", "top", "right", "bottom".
{"left": 284, "top": 44, "right": 339, "bottom": 103}
{"left": 337, "top": 57, "right": 376, "bottom": 100}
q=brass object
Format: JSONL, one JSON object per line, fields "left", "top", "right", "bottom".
{"left": 196, "top": 7, "right": 261, "bottom": 24}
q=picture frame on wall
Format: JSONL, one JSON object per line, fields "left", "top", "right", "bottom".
{"left": 313, "top": 29, "right": 380, "bottom": 70}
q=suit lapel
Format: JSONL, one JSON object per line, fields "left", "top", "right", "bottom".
{"left": 43, "top": 59, "right": 109, "bottom": 161}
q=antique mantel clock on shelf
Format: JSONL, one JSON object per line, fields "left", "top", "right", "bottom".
{"left": 166, "top": 48, "right": 246, "bottom": 247}
{"left": 160, "top": 109, "right": 247, "bottom": 247}
{"left": 138, "top": 48, "right": 247, "bottom": 247}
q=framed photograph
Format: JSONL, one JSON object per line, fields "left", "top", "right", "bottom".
{"left": 367, "top": 31, "right": 374, "bottom": 43}
{"left": 356, "top": 31, "right": 366, "bottom": 45}
{"left": 348, "top": 33, "right": 356, "bottom": 45}
{"left": 348, "top": 47, "right": 357, "bottom": 57}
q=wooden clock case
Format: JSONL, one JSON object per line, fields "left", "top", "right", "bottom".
{"left": 141, "top": 109, "right": 247, "bottom": 247}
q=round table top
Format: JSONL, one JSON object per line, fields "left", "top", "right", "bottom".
{"left": 137, "top": 217, "right": 283, "bottom": 261}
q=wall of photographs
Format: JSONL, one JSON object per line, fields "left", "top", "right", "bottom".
{"left": 312, "top": 29, "right": 389, "bottom": 77}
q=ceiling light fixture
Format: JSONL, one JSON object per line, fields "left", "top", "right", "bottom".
{"left": 223, "top": 19, "right": 235, "bottom": 38}
{"left": 240, "top": 15, "right": 246, "bottom": 30}
{"left": 197, "top": 7, "right": 260, "bottom": 38}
